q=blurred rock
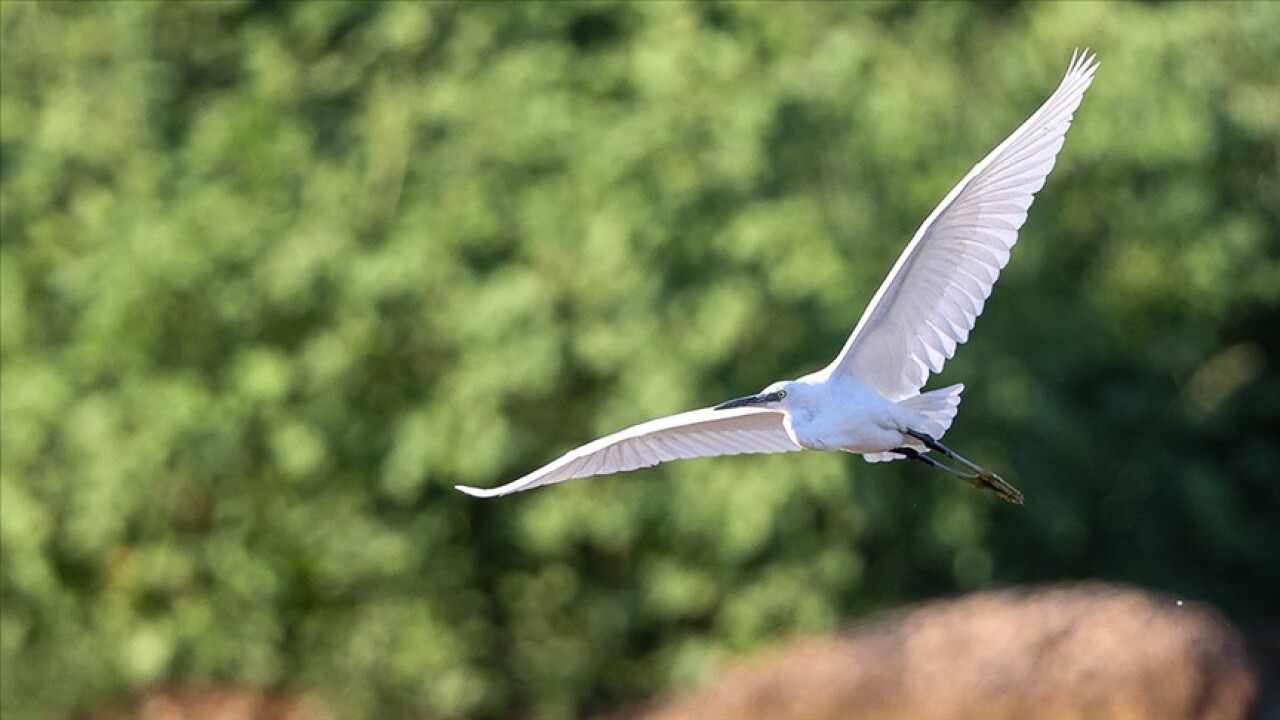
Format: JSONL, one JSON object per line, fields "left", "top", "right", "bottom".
{"left": 85, "top": 685, "right": 329, "bottom": 720}
{"left": 621, "top": 584, "right": 1263, "bottom": 720}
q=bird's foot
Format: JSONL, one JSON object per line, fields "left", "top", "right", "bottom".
{"left": 970, "top": 471, "right": 1024, "bottom": 505}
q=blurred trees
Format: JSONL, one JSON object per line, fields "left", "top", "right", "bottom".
{"left": 1, "top": 2, "right": 1277, "bottom": 719}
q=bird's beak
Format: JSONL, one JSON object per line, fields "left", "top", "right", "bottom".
{"left": 714, "top": 391, "right": 782, "bottom": 410}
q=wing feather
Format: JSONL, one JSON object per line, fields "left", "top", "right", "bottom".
{"left": 826, "top": 51, "right": 1098, "bottom": 399}
{"left": 455, "top": 406, "right": 802, "bottom": 498}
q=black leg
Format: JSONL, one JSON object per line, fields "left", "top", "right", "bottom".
{"left": 905, "top": 429, "right": 987, "bottom": 474}
{"left": 893, "top": 447, "right": 976, "bottom": 481}
{"left": 899, "top": 434, "right": 1025, "bottom": 506}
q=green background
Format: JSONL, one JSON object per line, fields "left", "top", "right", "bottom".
{"left": 2, "top": 2, "right": 1277, "bottom": 718}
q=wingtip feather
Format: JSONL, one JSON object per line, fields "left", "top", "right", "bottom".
{"left": 1070, "top": 47, "right": 1100, "bottom": 75}
{"left": 455, "top": 484, "right": 501, "bottom": 498}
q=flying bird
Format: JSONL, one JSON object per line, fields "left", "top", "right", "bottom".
{"left": 457, "top": 51, "right": 1100, "bottom": 505}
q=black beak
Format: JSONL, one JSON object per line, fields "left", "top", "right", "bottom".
{"left": 714, "top": 391, "right": 781, "bottom": 410}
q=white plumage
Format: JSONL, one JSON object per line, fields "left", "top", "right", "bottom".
{"left": 826, "top": 50, "right": 1100, "bottom": 401}
{"left": 457, "top": 51, "right": 1098, "bottom": 503}
{"left": 458, "top": 408, "right": 802, "bottom": 498}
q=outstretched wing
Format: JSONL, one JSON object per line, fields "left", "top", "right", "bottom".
{"left": 825, "top": 50, "right": 1099, "bottom": 400}
{"left": 455, "top": 406, "right": 802, "bottom": 498}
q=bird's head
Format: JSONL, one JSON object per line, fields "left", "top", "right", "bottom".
{"left": 714, "top": 380, "right": 796, "bottom": 411}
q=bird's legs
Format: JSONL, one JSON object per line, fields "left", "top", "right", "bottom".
{"left": 897, "top": 432, "right": 1024, "bottom": 505}
{"left": 892, "top": 447, "right": 974, "bottom": 481}
{"left": 905, "top": 430, "right": 986, "bottom": 475}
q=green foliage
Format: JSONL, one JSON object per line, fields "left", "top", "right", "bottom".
{"left": 2, "top": 2, "right": 1277, "bottom": 718}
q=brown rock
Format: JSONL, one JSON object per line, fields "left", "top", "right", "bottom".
{"left": 86, "top": 685, "right": 330, "bottom": 720}
{"left": 626, "top": 583, "right": 1260, "bottom": 720}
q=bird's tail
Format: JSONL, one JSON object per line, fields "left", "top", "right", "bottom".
{"left": 901, "top": 383, "right": 964, "bottom": 439}
{"left": 863, "top": 384, "right": 964, "bottom": 463}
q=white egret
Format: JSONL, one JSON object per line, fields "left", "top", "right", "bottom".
{"left": 457, "top": 51, "right": 1099, "bottom": 505}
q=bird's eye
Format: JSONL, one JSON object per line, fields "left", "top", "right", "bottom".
{"left": 776, "top": 390, "right": 787, "bottom": 400}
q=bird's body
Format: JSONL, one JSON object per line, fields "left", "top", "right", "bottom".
{"left": 457, "top": 51, "right": 1100, "bottom": 504}
{"left": 770, "top": 373, "right": 911, "bottom": 454}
